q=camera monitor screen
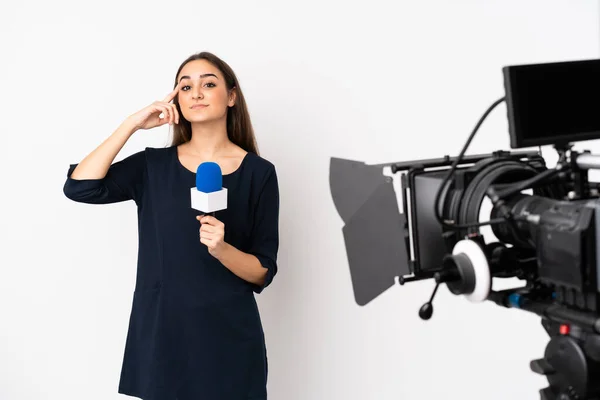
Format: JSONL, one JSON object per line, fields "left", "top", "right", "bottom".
{"left": 503, "top": 59, "right": 600, "bottom": 149}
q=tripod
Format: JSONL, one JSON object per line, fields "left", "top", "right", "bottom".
{"left": 530, "top": 319, "right": 600, "bottom": 400}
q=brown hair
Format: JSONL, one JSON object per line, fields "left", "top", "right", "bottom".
{"left": 170, "top": 52, "right": 259, "bottom": 155}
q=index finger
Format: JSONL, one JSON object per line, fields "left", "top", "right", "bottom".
{"left": 198, "top": 215, "right": 220, "bottom": 225}
{"left": 163, "top": 82, "right": 181, "bottom": 103}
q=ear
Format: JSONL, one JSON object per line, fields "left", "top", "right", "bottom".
{"left": 228, "top": 87, "right": 237, "bottom": 107}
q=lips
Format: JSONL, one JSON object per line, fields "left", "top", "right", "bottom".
{"left": 190, "top": 104, "right": 208, "bottom": 109}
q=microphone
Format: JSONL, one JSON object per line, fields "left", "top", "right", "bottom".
{"left": 190, "top": 162, "right": 228, "bottom": 216}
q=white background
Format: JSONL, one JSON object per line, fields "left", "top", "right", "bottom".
{"left": 1, "top": 1, "right": 599, "bottom": 399}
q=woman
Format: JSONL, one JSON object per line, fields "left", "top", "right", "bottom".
{"left": 63, "top": 52, "right": 279, "bottom": 400}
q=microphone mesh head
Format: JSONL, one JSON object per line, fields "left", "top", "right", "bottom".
{"left": 196, "top": 162, "right": 222, "bottom": 193}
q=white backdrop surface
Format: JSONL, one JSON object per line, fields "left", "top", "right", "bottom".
{"left": 1, "top": 1, "right": 599, "bottom": 399}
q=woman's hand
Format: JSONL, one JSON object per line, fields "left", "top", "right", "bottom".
{"left": 197, "top": 215, "right": 228, "bottom": 258}
{"left": 126, "top": 85, "right": 181, "bottom": 130}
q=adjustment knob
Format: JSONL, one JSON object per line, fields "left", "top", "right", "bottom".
{"left": 418, "top": 282, "right": 440, "bottom": 320}
{"left": 419, "top": 302, "right": 433, "bottom": 320}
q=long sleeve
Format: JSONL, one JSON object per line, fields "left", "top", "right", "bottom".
{"left": 248, "top": 165, "right": 280, "bottom": 293}
{"left": 63, "top": 149, "right": 147, "bottom": 205}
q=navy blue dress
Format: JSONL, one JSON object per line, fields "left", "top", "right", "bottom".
{"left": 63, "top": 145, "right": 279, "bottom": 400}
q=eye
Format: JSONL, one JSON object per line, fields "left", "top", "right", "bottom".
{"left": 204, "top": 82, "right": 216, "bottom": 88}
{"left": 181, "top": 85, "right": 191, "bottom": 91}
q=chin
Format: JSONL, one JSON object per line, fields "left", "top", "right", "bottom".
{"left": 186, "top": 115, "right": 210, "bottom": 123}
{"left": 185, "top": 112, "right": 227, "bottom": 125}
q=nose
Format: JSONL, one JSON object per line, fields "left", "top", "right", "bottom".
{"left": 192, "top": 84, "right": 204, "bottom": 100}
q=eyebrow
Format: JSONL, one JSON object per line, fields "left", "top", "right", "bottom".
{"left": 179, "top": 73, "right": 218, "bottom": 82}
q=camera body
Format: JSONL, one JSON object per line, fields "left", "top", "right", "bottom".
{"left": 400, "top": 147, "right": 600, "bottom": 314}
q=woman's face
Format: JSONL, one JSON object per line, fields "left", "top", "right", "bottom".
{"left": 176, "top": 59, "right": 236, "bottom": 124}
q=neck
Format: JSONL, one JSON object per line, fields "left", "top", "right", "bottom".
{"left": 186, "top": 117, "right": 231, "bottom": 158}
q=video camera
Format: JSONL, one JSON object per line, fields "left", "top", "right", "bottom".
{"left": 330, "top": 58, "right": 600, "bottom": 400}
